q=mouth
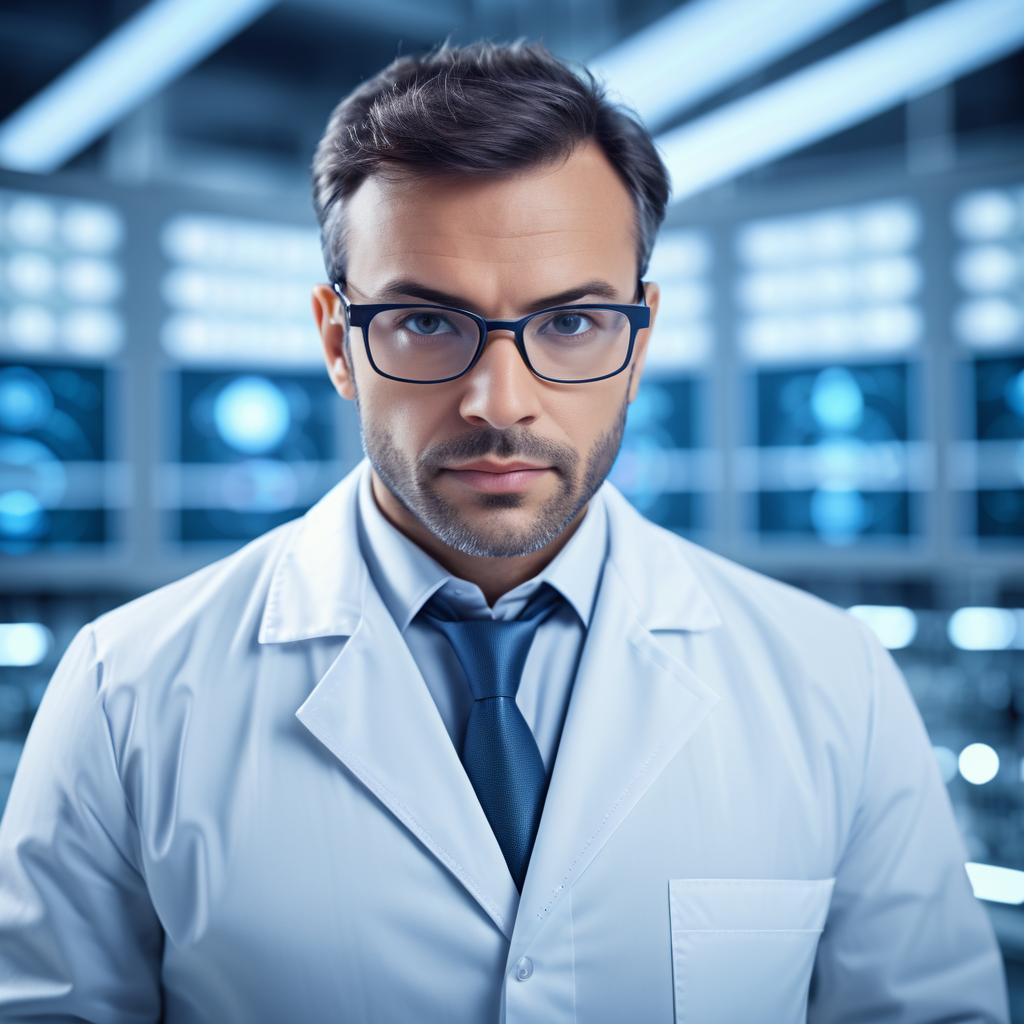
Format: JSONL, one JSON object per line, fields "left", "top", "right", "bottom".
{"left": 440, "top": 465, "right": 553, "bottom": 494}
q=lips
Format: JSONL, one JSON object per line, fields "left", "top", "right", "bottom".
{"left": 446, "top": 460, "right": 550, "bottom": 473}
{"left": 441, "top": 463, "right": 552, "bottom": 493}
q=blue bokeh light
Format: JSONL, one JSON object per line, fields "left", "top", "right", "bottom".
{"left": 811, "top": 366, "right": 865, "bottom": 433}
{"left": 948, "top": 607, "right": 1017, "bottom": 651}
{"left": 810, "top": 485, "right": 868, "bottom": 542}
{"left": 0, "top": 368, "right": 53, "bottom": 433}
{"left": 0, "top": 623, "right": 52, "bottom": 667}
{"left": 0, "top": 490, "right": 45, "bottom": 539}
{"left": 212, "top": 375, "right": 291, "bottom": 455}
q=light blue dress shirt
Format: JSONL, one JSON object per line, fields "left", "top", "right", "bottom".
{"left": 355, "top": 463, "right": 608, "bottom": 776}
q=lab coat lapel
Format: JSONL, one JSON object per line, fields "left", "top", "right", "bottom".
{"left": 509, "top": 486, "right": 724, "bottom": 958}
{"left": 260, "top": 461, "right": 520, "bottom": 939}
{"left": 293, "top": 575, "right": 521, "bottom": 939}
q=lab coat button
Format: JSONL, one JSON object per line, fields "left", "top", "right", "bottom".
{"left": 514, "top": 956, "right": 534, "bottom": 981}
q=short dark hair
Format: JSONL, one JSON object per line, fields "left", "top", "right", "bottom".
{"left": 311, "top": 37, "right": 671, "bottom": 289}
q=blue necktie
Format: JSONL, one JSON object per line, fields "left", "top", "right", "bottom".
{"left": 418, "top": 583, "right": 563, "bottom": 891}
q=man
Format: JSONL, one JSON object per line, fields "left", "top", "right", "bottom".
{"left": 0, "top": 38, "right": 1009, "bottom": 1024}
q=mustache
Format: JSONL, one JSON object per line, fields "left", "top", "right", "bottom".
{"left": 423, "top": 428, "right": 570, "bottom": 471}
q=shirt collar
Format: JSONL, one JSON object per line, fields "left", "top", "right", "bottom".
{"left": 257, "top": 457, "right": 723, "bottom": 646}
{"left": 356, "top": 459, "right": 608, "bottom": 631}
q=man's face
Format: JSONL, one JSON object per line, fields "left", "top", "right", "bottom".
{"left": 312, "top": 139, "right": 659, "bottom": 560}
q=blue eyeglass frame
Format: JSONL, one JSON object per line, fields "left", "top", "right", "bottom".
{"left": 330, "top": 277, "right": 650, "bottom": 384}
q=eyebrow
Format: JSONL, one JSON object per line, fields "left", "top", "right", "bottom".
{"left": 373, "top": 278, "right": 623, "bottom": 311}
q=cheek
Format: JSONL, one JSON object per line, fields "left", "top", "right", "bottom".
{"left": 363, "top": 388, "right": 443, "bottom": 444}
{"left": 557, "top": 389, "right": 624, "bottom": 438}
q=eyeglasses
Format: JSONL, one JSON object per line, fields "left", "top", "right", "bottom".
{"left": 330, "top": 278, "right": 651, "bottom": 384}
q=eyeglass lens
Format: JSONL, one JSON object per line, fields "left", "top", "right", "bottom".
{"left": 366, "top": 306, "right": 632, "bottom": 381}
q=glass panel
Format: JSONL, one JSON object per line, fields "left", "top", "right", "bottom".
{"left": 525, "top": 308, "right": 630, "bottom": 379}
{"left": 368, "top": 307, "right": 479, "bottom": 380}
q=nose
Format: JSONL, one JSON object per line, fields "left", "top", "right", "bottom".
{"left": 457, "top": 329, "right": 541, "bottom": 430}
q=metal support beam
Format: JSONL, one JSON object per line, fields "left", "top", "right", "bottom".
{"left": 657, "top": 0, "right": 1024, "bottom": 203}
{"left": 0, "top": 0, "right": 278, "bottom": 173}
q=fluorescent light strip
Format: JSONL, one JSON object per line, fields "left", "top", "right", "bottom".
{"left": 592, "top": 0, "right": 882, "bottom": 131}
{"left": 0, "top": 0, "right": 278, "bottom": 173}
{"left": 658, "top": 0, "right": 1024, "bottom": 203}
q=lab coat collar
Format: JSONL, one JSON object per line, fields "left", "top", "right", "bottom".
{"left": 258, "top": 457, "right": 722, "bottom": 644}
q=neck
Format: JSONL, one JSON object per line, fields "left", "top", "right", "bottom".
{"left": 370, "top": 471, "right": 588, "bottom": 606}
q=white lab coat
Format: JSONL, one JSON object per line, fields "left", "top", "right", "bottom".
{"left": 0, "top": 456, "right": 1009, "bottom": 1023}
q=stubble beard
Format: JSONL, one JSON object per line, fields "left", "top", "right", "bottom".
{"left": 355, "top": 379, "right": 631, "bottom": 559}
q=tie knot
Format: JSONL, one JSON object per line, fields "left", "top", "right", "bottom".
{"left": 418, "top": 583, "right": 562, "bottom": 701}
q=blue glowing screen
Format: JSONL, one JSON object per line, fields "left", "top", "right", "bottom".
{"left": 755, "top": 362, "right": 910, "bottom": 446}
{"left": 974, "top": 355, "right": 1024, "bottom": 441}
{"left": 758, "top": 489, "right": 912, "bottom": 543}
{"left": 0, "top": 362, "right": 108, "bottom": 551}
{"left": 611, "top": 377, "right": 701, "bottom": 534}
{"left": 174, "top": 370, "right": 337, "bottom": 542}
{"left": 976, "top": 489, "right": 1024, "bottom": 539}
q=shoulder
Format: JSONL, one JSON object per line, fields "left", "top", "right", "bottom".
{"left": 690, "top": 537, "right": 863, "bottom": 640}
{"left": 603, "top": 482, "right": 873, "bottom": 676}
{"left": 88, "top": 517, "right": 301, "bottom": 687}
{"left": 645, "top": 521, "right": 877, "bottom": 698}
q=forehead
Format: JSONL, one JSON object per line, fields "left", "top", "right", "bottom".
{"left": 342, "top": 140, "right": 637, "bottom": 296}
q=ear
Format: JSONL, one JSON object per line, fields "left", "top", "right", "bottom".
{"left": 312, "top": 283, "right": 356, "bottom": 401}
{"left": 627, "top": 280, "right": 659, "bottom": 404}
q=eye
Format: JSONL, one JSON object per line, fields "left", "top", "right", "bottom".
{"left": 539, "top": 311, "right": 595, "bottom": 337}
{"left": 399, "top": 312, "right": 457, "bottom": 336}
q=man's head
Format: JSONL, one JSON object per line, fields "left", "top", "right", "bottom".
{"left": 310, "top": 39, "right": 670, "bottom": 565}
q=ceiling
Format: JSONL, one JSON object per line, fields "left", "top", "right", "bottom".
{"left": 0, "top": 0, "right": 1020, "bottom": 200}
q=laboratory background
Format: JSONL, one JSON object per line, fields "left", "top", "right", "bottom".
{"left": 0, "top": 0, "right": 1022, "bottom": 1013}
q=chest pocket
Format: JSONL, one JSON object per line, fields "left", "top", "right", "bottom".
{"left": 669, "top": 877, "right": 835, "bottom": 1024}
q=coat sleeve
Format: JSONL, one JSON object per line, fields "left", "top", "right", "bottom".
{"left": 0, "top": 623, "right": 164, "bottom": 1022}
{"left": 807, "top": 618, "right": 1010, "bottom": 1023}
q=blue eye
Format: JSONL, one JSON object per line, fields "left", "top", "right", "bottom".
{"left": 539, "top": 312, "right": 595, "bottom": 337}
{"left": 401, "top": 312, "right": 456, "bottom": 336}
